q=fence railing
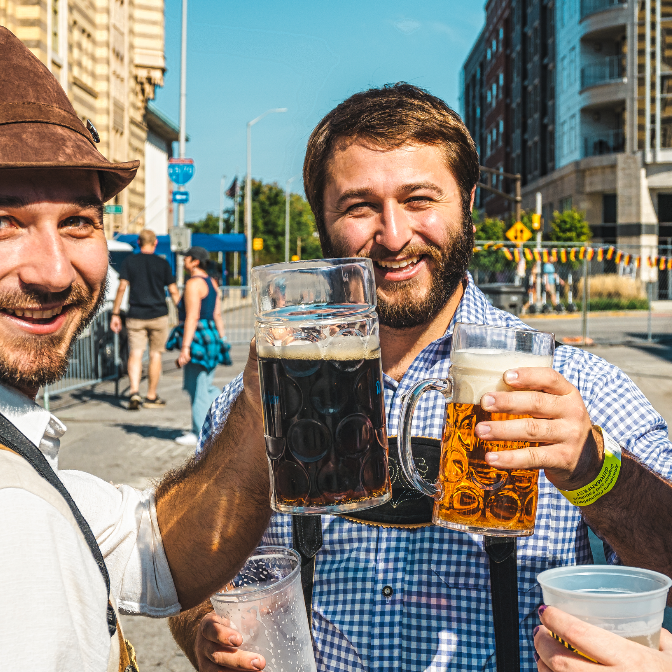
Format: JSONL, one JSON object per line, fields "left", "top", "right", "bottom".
{"left": 580, "top": 0, "right": 626, "bottom": 19}
{"left": 581, "top": 56, "right": 624, "bottom": 89}
{"left": 583, "top": 129, "right": 625, "bottom": 157}
{"left": 37, "top": 309, "right": 121, "bottom": 410}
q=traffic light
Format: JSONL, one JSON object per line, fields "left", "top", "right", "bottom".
{"left": 531, "top": 213, "right": 541, "bottom": 230}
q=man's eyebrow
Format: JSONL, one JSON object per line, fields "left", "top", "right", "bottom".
{"left": 397, "top": 182, "right": 445, "bottom": 197}
{"left": 335, "top": 188, "right": 377, "bottom": 210}
{"left": 0, "top": 196, "right": 27, "bottom": 208}
{"left": 0, "top": 195, "right": 104, "bottom": 222}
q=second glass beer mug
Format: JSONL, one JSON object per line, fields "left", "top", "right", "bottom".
{"left": 252, "top": 258, "right": 391, "bottom": 514}
{"left": 399, "top": 323, "right": 555, "bottom": 536}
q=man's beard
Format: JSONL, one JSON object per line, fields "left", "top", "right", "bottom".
{"left": 328, "top": 216, "right": 474, "bottom": 329}
{"left": 0, "top": 280, "right": 105, "bottom": 389}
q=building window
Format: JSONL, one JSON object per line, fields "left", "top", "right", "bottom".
{"left": 569, "top": 114, "right": 577, "bottom": 153}
{"left": 499, "top": 119, "right": 504, "bottom": 134}
{"left": 487, "top": 90, "right": 491, "bottom": 104}
{"left": 561, "top": 56, "right": 567, "bottom": 91}
{"left": 499, "top": 72, "right": 504, "bottom": 87}
{"left": 492, "top": 39, "right": 497, "bottom": 53}
{"left": 499, "top": 27, "right": 504, "bottom": 40}
{"left": 559, "top": 196, "right": 573, "bottom": 212}
{"left": 603, "top": 194, "right": 617, "bottom": 223}
{"left": 658, "top": 194, "right": 672, "bottom": 222}
{"left": 569, "top": 47, "right": 576, "bottom": 86}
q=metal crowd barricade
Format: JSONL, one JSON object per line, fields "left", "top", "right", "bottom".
{"left": 219, "top": 285, "right": 255, "bottom": 345}
{"left": 37, "top": 310, "right": 120, "bottom": 411}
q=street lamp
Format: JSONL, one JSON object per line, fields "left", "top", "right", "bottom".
{"left": 218, "top": 174, "right": 226, "bottom": 269}
{"left": 245, "top": 108, "right": 287, "bottom": 285}
{"left": 285, "top": 174, "right": 299, "bottom": 262}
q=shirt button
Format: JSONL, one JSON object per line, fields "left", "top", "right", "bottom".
{"left": 382, "top": 585, "right": 393, "bottom": 598}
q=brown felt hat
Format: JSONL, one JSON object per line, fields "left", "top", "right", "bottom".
{"left": 0, "top": 26, "right": 139, "bottom": 202}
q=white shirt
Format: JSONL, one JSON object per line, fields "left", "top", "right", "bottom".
{"left": 0, "top": 382, "right": 180, "bottom": 671}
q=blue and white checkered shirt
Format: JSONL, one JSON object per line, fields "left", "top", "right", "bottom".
{"left": 198, "top": 274, "right": 672, "bottom": 671}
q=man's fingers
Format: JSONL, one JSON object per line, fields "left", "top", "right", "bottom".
{"left": 538, "top": 606, "right": 620, "bottom": 666}
{"left": 534, "top": 626, "right": 599, "bottom": 671}
{"left": 203, "top": 638, "right": 265, "bottom": 670}
{"left": 201, "top": 615, "right": 242, "bottom": 647}
{"left": 481, "top": 389, "right": 565, "bottom": 419}
{"left": 660, "top": 627, "right": 672, "bottom": 654}
{"left": 503, "top": 367, "right": 574, "bottom": 395}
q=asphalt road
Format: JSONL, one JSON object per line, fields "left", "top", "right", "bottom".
{"left": 51, "top": 312, "right": 672, "bottom": 670}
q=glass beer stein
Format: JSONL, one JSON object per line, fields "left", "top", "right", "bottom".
{"left": 252, "top": 258, "right": 391, "bottom": 514}
{"left": 398, "top": 323, "right": 555, "bottom": 536}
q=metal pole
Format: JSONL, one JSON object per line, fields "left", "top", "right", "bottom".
{"left": 233, "top": 176, "right": 239, "bottom": 279}
{"left": 245, "top": 108, "right": 287, "bottom": 285}
{"left": 114, "top": 331, "right": 120, "bottom": 398}
{"left": 515, "top": 174, "right": 521, "bottom": 222}
{"left": 43, "top": 385, "right": 50, "bottom": 412}
{"left": 218, "top": 175, "right": 225, "bottom": 269}
{"left": 582, "top": 254, "right": 589, "bottom": 345}
{"left": 177, "top": 0, "right": 188, "bottom": 289}
{"left": 645, "top": 0, "right": 652, "bottom": 161}
{"left": 535, "top": 192, "right": 542, "bottom": 310}
{"left": 285, "top": 175, "right": 298, "bottom": 263}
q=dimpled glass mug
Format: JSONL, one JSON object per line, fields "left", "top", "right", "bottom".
{"left": 252, "top": 258, "right": 392, "bottom": 514}
{"left": 399, "top": 322, "right": 555, "bottom": 536}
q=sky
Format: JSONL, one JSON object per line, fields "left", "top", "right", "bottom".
{"left": 154, "top": 0, "right": 486, "bottom": 223}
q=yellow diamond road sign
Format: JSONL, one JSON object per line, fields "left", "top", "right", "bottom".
{"left": 505, "top": 221, "right": 532, "bottom": 243}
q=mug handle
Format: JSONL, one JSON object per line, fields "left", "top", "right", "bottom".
{"left": 398, "top": 377, "right": 454, "bottom": 498}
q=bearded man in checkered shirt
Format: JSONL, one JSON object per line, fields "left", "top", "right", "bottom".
{"left": 169, "top": 83, "right": 672, "bottom": 672}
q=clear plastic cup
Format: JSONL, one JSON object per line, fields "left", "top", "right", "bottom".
{"left": 537, "top": 565, "right": 672, "bottom": 649}
{"left": 210, "top": 547, "right": 316, "bottom": 672}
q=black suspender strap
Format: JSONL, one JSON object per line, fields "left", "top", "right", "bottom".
{"left": 484, "top": 536, "right": 520, "bottom": 672}
{"left": 291, "top": 515, "right": 322, "bottom": 620}
{"left": 0, "top": 412, "right": 117, "bottom": 637}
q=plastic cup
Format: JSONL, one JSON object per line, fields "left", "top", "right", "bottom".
{"left": 537, "top": 565, "right": 672, "bottom": 649}
{"left": 210, "top": 547, "right": 317, "bottom": 672}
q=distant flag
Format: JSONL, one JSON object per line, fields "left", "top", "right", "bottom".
{"left": 579, "top": 247, "right": 586, "bottom": 260}
{"left": 533, "top": 249, "right": 541, "bottom": 262}
{"left": 225, "top": 176, "right": 238, "bottom": 199}
{"left": 597, "top": 248, "right": 604, "bottom": 262}
{"left": 635, "top": 256, "right": 641, "bottom": 268}
{"left": 606, "top": 247, "right": 615, "bottom": 260}
{"left": 524, "top": 248, "right": 533, "bottom": 261}
{"left": 587, "top": 248, "right": 595, "bottom": 261}
{"left": 551, "top": 248, "right": 558, "bottom": 262}
{"left": 668, "top": 258, "right": 672, "bottom": 270}
{"left": 615, "top": 251, "right": 623, "bottom": 263}
{"left": 660, "top": 257, "right": 666, "bottom": 271}
{"left": 502, "top": 248, "right": 513, "bottom": 261}
{"left": 560, "top": 248, "right": 567, "bottom": 263}
{"left": 513, "top": 248, "right": 521, "bottom": 262}
{"left": 624, "top": 254, "right": 631, "bottom": 265}
{"left": 570, "top": 248, "right": 577, "bottom": 261}
{"left": 542, "top": 249, "right": 549, "bottom": 263}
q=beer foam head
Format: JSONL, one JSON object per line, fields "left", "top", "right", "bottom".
{"left": 257, "top": 334, "right": 380, "bottom": 361}
{"left": 451, "top": 348, "right": 554, "bottom": 404}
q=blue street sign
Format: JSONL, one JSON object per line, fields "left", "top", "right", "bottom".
{"left": 168, "top": 158, "right": 195, "bottom": 185}
{"left": 172, "top": 191, "right": 189, "bottom": 204}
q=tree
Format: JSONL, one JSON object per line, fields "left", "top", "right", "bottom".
{"left": 186, "top": 212, "right": 221, "bottom": 235}
{"left": 471, "top": 213, "right": 515, "bottom": 276}
{"left": 548, "top": 208, "right": 592, "bottom": 243}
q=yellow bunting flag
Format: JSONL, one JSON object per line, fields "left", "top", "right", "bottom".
{"left": 660, "top": 257, "right": 666, "bottom": 271}
{"left": 524, "top": 248, "right": 533, "bottom": 261}
{"left": 587, "top": 248, "right": 595, "bottom": 261}
{"left": 615, "top": 251, "right": 623, "bottom": 263}
{"left": 560, "top": 248, "right": 567, "bottom": 263}
{"left": 668, "top": 258, "right": 672, "bottom": 270}
{"left": 542, "top": 249, "right": 549, "bottom": 263}
{"left": 533, "top": 249, "right": 541, "bottom": 262}
{"left": 551, "top": 248, "right": 558, "bottom": 262}
{"left": 502, "top": 248, "right": 513, "bottom": 261}
{"left": 597, "top": 248, "right": 604, "bottom": 262}
{"left": 606, "top": 247, "right": 615, "bottom": 260}
{"left": 579, "top": 247, "right": 586, "bottom": 260}
{"left": 484, "top": 242, "right": 493, "bottom": 250}
{"left": 635, "top": 256, "right": 641, "bottom": 268}
{"left": 513, "top": 248, "right": 521, "bottom": 262}
{"left": 570, "top": 248, "right": 577, "bottom": 261}
{"left": 624, "top": 254, "right": 631, "bottom": 265}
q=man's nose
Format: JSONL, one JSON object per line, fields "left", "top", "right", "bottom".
{"left": 18, "top": 228, "right": 77, "bottom": 294}
{"left": 375, "top": 200, "right": 414, "bottom": 253}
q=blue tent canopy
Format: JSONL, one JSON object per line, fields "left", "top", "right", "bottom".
{"left": 113, "top": 233, "right": 248, "bottom": 283}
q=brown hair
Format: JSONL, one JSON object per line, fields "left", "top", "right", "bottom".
{"left": 138, "top": 229, "right": 157, "bottom": 248}
{"left": 303, "top": 83, "right": 480, "bottom": 249}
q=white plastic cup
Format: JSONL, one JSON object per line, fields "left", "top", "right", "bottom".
{"left": 537, "top": 565, "right": 672, "bottom": 649}
{"left": 210, "top": 547, "right": 317, "bottom": 672}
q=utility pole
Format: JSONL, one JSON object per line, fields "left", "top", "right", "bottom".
{"left": 233, "top": 174, "right": 240, "bottom": 279}
{"left": 535, "top": 191, "right": 542, "bottom": 310}
{"left": 245, "top": 108, "right": 287, "bottom": 287}
{"left": 176, "top": 0, "right": 188, "bottom": 288}
{"left": 285, "top": 174, "right": 298, "bottom": 262}
{"left": 218, "top": 175, "right": 226, "bottom": 271}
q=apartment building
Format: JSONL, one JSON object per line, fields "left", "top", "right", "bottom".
{"left": 462, "top": 0, "right": 672, "bottom": 277}
{"left": 1, "top": 0, "right": 167, "bottom": 235}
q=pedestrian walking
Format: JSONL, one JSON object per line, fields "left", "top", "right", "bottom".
{"left": 168, "top": 246, "right": 229, "bottom": 446}
{"left": 110, "top": 229, "right": 179, "bottom": 410}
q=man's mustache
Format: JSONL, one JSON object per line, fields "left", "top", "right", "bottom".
{"left": 0, "top": 283, "right": 93, "bottom": 310}
{"left": 361, "top": 244, "right": 444, "bottom": 265}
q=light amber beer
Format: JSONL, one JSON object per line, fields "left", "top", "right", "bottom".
{"left": 434, "top": 348, "right": 553, "bottom": 535}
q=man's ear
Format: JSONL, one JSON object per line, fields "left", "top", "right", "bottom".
{"left": 469, "top": 185, "right": 476, "bottom": 211}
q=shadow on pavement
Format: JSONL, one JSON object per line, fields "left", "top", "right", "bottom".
{"left": 112, "top": 424, "right": 185, "bottom": 441}
{"left": 626, "top": 338, "right": 672, "bottom": 366}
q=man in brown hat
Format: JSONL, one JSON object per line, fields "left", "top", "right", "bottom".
{"left": 0, "top": 26, "right": 270, "bottom": 670}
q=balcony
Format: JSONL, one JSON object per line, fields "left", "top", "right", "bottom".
{"left": 580, "top": 0, "right": 626, "bottom": 19}
{"left": 581, "top": 56, "right": 625, "bottom": 89}
{"left": 583, "top": 129, "right": 624, "bottom": 157}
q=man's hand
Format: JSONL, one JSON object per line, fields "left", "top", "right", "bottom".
{"left": 110, "top": 314, "right": 122, "bottom": 334}
{"left": 534, "top": 605, "right": 672, "bottom": 671}
{"left": 196, "top": 611, "right": 265, "bottom": 671}
{"left": 477, "top": 367, "right": 602, "bottom": 491}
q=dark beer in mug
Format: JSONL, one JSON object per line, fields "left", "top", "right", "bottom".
{"left": 258, "top": 337, "right": 391, "bottom": 513}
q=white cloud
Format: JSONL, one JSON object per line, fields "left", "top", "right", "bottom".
{"left": 392, "top": 18, "right": 422, "bottom": 34}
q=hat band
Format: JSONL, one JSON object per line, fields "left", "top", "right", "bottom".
{"left": 0, "top": 102, "right": 96, "bottom": 147}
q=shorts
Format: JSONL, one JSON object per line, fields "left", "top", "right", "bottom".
{"left": 126, "top": 315, "right": 169, "bottom": 354}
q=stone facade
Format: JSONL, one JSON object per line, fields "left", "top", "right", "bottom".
{"left": 1, "top": 0, "right": 166, "bottom": 236}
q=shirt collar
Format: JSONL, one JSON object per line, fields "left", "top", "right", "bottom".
{"left": 0, "top": 381, "right": 65, "bottom": 451}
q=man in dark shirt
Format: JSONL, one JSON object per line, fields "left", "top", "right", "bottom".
{"left": 111, "top": 229, "right": 180, "bottom": 410}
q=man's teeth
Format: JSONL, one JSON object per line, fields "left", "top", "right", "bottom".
{"left": 3, "top": 306, "right": 64, "bottom": 319}
{"left": 377, "top": 256, "right": 420, "bottom": 269}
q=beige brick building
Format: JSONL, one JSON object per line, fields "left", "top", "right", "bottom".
{"left": 1, "top": 0, "right": 166, "bottom": 235}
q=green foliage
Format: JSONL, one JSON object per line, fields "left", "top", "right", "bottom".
{"left": 186, "top": 179, "right": 322, "bottom": 281}
{"left": 472, "top": 215, "right": 515, "bottom": 274}
{"left": 548, "top": 209, "right": 592, "bottom": 243}
{"left": 575, "top": 297, "right": 649, "bottom": 311}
